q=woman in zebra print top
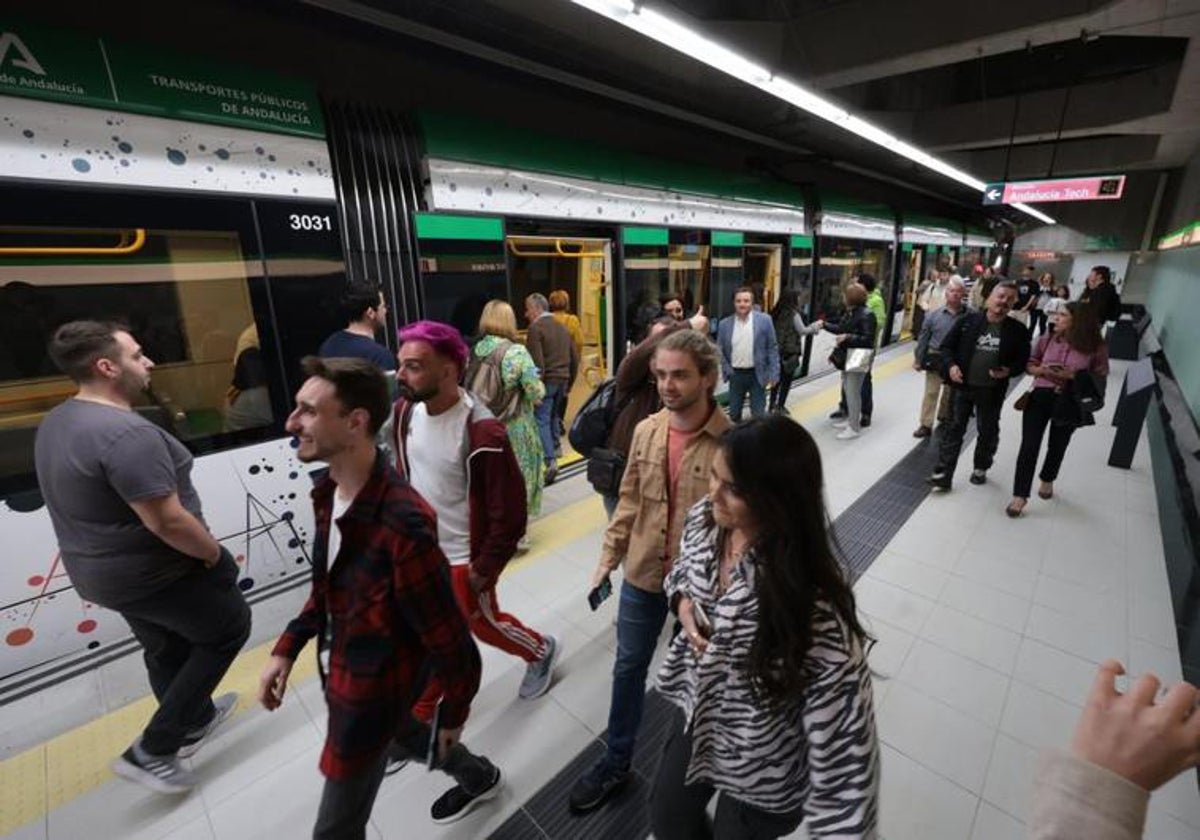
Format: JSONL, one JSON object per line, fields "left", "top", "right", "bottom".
{"left": 651, "top": 415, "right": 880, "bottom": 839}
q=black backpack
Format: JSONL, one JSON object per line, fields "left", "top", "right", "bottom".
{"left": 569, "top": 378, "right": 625, "bottom": 457}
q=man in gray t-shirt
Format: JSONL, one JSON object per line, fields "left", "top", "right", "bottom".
{"left": 34, "top": 321, "right": 251, "bottom": 795}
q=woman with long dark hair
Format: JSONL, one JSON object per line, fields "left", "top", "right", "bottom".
{"left": 1007, "top": 301, "right": 1109, "bottom": 517}
{"left": 768, "top": 288, "right": 823, "bottom": 414}
{"left": 651, "top": 415, "right": 879, "bottom": 840}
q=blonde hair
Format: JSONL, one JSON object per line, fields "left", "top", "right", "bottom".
{"left": 548, "top": 289, "right": 571, "bottom": 312}
{"left": 478, "top": 300, "right": 518, "bottom": 340}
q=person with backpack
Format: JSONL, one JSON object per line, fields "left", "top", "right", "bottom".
{"left": 467, "top": 300, "right": 546, "bottom": 520}
{"left": 768, "top": 288, "right": 823, "bottom": 414}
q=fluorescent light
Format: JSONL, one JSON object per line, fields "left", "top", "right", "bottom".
{"left": 1010, "top": 202, "right": 1057, "bottom": 225}
{"left": 568, "top": 0, "right": 1055, "bottom": 226}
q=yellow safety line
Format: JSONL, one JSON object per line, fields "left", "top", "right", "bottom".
{"left": 0, "top": 348, "right": 914, "bottom": 832}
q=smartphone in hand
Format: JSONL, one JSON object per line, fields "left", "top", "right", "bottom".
{"left": 692, "top": 601, "right": 713, "bottom": 639}
{"left": 588, "top": 578, "right": 613, "bottom": 611}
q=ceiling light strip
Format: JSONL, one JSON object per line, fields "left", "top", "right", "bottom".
{"left": 569, "top": 0, "right": 1055, "bottom": 225}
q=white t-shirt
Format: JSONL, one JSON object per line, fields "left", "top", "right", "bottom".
{"left": 731, "top": 315, "right": 754, "bottom": 368}
{"left": 406, "top": 394, "right": 472, "bottom": 565}
{"left": 320, "top": 490, "right": 354, "bottom": 673}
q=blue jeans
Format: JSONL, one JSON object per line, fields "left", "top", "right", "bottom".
{"left": 727, "top": 368, "right": 765, "bottom": 421}
{"left": 604, "top": 580, "right": 669, "bottom": 770}
{"left": 535, "top": 381, "right": 564, "bottom": 466}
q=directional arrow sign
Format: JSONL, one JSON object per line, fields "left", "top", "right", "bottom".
{"left": 982, "top": 175, "right": 1126, "bottom": 206}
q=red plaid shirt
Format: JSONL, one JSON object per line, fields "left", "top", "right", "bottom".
{"left": 272, "top": 453, "right": 481, "bottom": 780}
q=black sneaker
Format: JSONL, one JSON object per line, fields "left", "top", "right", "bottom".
{"left": 569, "top": 760, "right": 630, "bottom": 813}
{"left": 430, "top": 764, "right": 503, "bottom": 824}
{"left": 544, "top": 463, "right": 559, "bottom": 486}
{"left": 969, "top": 469, "right": 987, "bottom": 485}
{"left": 177, "top": 692, "right": 238, "bottom": 758}
{"left": 829, "top": 409, "right": 847, "bottom": 421}
{"left": 926, "top": 471, "right": 952, "bottom": 491}
{"left": 860, "top": 415, "right": 872, "bottom": 428}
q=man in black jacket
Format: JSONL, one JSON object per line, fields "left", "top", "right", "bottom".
{"left": 1080, "top": 265, "right": 1121, "bottom": 324}
{"left": 928, "top": 282, "right": 1029, "bottom": 490}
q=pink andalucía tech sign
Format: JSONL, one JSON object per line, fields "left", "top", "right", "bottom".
{"left": 983, "top": 175, "right": 1126, "bottom": 205}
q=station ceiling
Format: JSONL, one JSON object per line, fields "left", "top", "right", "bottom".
{"left": 306, "top": 0, "right": 1200, "bottom": 228}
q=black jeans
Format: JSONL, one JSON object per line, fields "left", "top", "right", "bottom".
{"left": 768, "top": 357, "right": 799, "bottom": 412}
{"left": 936, "top": 384, "right": 1006, "bottom": 478}
{"left": 650, "top": 711, "right": 804, "bottom": 840}
{"left": 1031, "top": 310, "right": 1048, "bottom": 336}
{"left": 315, "top": 713, "right": 497, "bottom": 839}
{"left": 1012, "top": 388, "right": 1077, "bottom": 498}
{"left": 118, "top": 550, "right": 251, "bottom": 755}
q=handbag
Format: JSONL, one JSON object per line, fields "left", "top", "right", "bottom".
{"left": 845, "top": 348, "right": 874, "bottom": 374}
{"left": 1072, "top": 370, "right": 1106, "bottom": 414}
{"left": 1013, "top": 389, "right": 1033, "bottom": 411}
{"left": 586, "top": 447, "right": 627, "bottom": 496}
{"left": 919, "top": 346, "right": 943, "bottom": 373}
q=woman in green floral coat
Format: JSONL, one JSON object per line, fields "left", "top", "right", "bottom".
{"left": 474, "top": 300, "right": 547, "bottom": 517}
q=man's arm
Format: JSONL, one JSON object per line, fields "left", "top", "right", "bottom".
{"left": 526, "top": 320, "right": 546, "bottom": 372}
{"left": 762, "top": 316, "right": 780, "bottom": 385}
{"left": 470, "top": 431, "right": 527, "bottom": 584}
{"left": 593, "top": 427, "right": 644, "bottom": 587}
{"left": 128, "top": 494, "right": 222, "bottom": 566}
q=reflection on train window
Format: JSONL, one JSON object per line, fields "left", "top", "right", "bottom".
{"left": 623, "top": 244, "right": 668, "bottom": 345}
{"left": 0, "top": 226, "right": 273, "bottom": 486}
{"left": 417, "top": 241, "right": 508, "bottom": 338}
{"left": 812, "top": 240, "right": 892, "bottom": 322}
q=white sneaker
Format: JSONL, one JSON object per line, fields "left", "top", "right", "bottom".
{"left": 831, "top": 419, "right": 849, "bottom": 429}
{"left": 835, "top": 428, "right": 860, "bottom": 440}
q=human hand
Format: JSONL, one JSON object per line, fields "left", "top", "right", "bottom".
{"left": 949, "top": 365, "right": 964, "bottom": 384}
{"left": 257, "top": 655, "right": 294, "bottom": 711}
{"left": 468, "top": 567, "right": 489, "bottom": 595}
{"left": 989, "top": 366, "right": 1010, "bottom": 379}
{"left": 835, "top": 334, "right": 848, "bottom": 345}
{"left": 677, "top": 597, "right": 709, "bottom": 656}
{"left": 590, "top": 565, "right": 611, "bottom": 592}
{"left": 767, "top": 380, "right": 777, "bottom": 390}
{"left": 1071, "top": 660, "right": 1200, "bottom": 791}
{"left": 437, "top": 726, "right": 463, "bottom": 764}
{"left": 813, "top": 320, "right": 824, "bottom": 331}
{"left": 689, "top": 312, "right": 710, "bottom": 333}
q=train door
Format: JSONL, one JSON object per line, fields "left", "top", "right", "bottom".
{"left": 899, "top": 245, "right": 924, "bottom": 339}
{"left": 744, "top": 241, "right": 784, "bottom": 312}
{"left": 506, "top": 235, "right": 612, "bottom": 457}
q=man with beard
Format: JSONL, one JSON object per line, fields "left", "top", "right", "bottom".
{"left": 318, "top": 284, "right": 396, "bottom": 372}
{"left": 570, "top": 328, "right": 731, "bottom": 813}
{"left": 391, "top": 321, "right": 560, "bottom": 716}
{"left": 260, "top": 356, "right": 500, "bottom": 833}
{"left": 35, "top": 321, "right": 249, "bottom": 794}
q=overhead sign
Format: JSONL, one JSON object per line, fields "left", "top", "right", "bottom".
{"left": 983, "top": 175, "right": 1125, "bottom": 205}
{"left": 0, "top": 22, "right": 324, "bottom": 138}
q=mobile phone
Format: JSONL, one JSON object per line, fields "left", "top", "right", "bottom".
{"left": 587, "top": 578, "right": 613, "bottom": 611}
{"left": 692, "top": 601, "right": 713, "bottom": 639}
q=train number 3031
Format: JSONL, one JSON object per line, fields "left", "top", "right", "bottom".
{"left": 288, "top": 214, "right": 333, "bottom": 231}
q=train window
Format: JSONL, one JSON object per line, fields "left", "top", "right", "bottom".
{"left": 417, "top": 239, "right": 508, "bottom": 338}
{"left": 0, "top": 226, "right": 273, "bottom": 491}
{"left": 623, "top": 243, "right": 668, "bottom": 345}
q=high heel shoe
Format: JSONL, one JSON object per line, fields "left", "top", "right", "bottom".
{"left": 1006, "top": 498, "right": 1027, "bottom": 518}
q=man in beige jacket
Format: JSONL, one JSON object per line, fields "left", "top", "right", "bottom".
{"left": 569, "top": 329, "right": 731, "bottom": 814}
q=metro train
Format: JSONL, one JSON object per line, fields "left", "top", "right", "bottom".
{"left": 0, "top": 80, "right": 995, "bottom": 703}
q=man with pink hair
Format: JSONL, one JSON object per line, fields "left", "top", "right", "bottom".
{"left": 389, "top": 322, "right": 561, "bottom": 745}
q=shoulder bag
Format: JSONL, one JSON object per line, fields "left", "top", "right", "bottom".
{"left": 845, "top": 347, "right": 874, "bottom": 373}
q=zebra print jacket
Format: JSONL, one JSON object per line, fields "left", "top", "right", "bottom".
{"left": 656, "top": 498, "right": 880, "bottom": 836}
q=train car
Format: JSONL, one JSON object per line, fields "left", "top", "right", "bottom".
{"left": 0, "top": 88, "right": 346, "bottom": 705}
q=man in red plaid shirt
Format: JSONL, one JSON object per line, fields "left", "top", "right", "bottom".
{"left": 258, "top": 357, "right": 502, "bottom": 837}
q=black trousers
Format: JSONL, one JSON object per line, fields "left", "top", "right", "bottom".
{"left": 768, "top": 357, "right": 799, "bottom": 412}
{"left": 1012, "top": 388, "right": 1077, "bottom": 498}
{"left": 1031, "top": 310, "right": 1049, "bottom": 336}
{"left": 650, "top": 711, "right": 805, "bottom": 840}
{"left": 314, "top": 713, "right": 496, "bottom": 839}
{"left": 936, "top": 384, "right": 1006, "bottom": 478}
{"left": 118, "top": 551, "right": 251, "bottom": 755}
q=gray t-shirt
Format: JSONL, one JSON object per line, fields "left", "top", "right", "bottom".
{"left": 34, "top": 399, "right": 206, "bottom": 606}
{"left": 967, "top": 321, "right": 1004, "bottom": 387}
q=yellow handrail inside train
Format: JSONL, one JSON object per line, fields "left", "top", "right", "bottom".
{"left": 0, "top": 228, "right": 148, "bottom": 256}
{"left": 507, "top": 238, "right": 605, "bottom": 259}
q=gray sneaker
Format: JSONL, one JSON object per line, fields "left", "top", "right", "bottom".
{"left": 518, "top": 636, "right": 561, "bottom": 700}
{"left": 178, "top": 692, "right": 238, "bottom": 758}
{"left": 111, "top": 738, "right": 197, "bottom": 795}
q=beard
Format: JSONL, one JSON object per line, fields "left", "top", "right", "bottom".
{"left": 397, "top": 382, "right": 439, "bottom": 403}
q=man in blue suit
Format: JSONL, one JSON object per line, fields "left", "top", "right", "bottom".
{"left": 717, "top": 287, "right": 780, "bottom": 420}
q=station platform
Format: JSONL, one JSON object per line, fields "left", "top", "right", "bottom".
{"left": 3, "top": 342, "right": 1196, "bottom": 840}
